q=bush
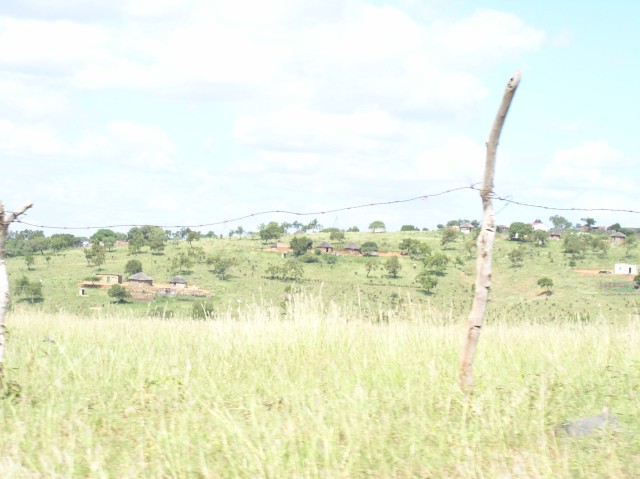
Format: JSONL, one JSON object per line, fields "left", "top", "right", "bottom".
{"left": 299, "top": 253, "right": 320, "bottom": 263}
{"left": 325, "top": 255, "right": 338, "bottom": 265}
{"left": 14, "top": 276, "right": 44, "bottom": 303}
{"left": 108, "top": 284, "right": 131, "bottom": 303}
{"left": 361, "top": 241, "right": 378, "bottom": 253}
{"left": 192, "top": 300, "right": 216, "bottom": 320}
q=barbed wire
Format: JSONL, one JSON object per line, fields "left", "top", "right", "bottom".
{"left": 10, "top": 182, "right": 640, "bottom": 231}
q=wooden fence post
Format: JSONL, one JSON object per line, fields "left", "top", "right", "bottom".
{"left": 0, "top": 201, "right": 33, "bottom": 380}
{"left": 459, "top": 72, "right": 521, "bottom": 393}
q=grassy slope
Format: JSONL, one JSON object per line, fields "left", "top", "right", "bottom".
{"left": 6, "top": 231, "right": 639, "bottom": 320}
{"left": 2, "top": 301, "right": 639, "bottom": 477}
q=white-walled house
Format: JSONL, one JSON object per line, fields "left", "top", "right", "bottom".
{"left": 614, "top": 263, "right": 638, "bottom": 275}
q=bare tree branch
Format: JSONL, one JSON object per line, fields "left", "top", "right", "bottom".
{"left": 459, "top": 72, "right": 522, "bottom": 393}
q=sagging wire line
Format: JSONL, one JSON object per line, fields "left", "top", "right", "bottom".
{"left": 12, "top": 184, "right": 478, "bottom": 231}
{"left": 11, "top": 183, "right": 640, "bottom": 231}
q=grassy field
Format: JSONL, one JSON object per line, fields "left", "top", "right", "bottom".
{"left": 2, "top": 296, "right": 639, "bottom": 478}
{"left": 5, "top": 230, "right": 640, "bottom": 320}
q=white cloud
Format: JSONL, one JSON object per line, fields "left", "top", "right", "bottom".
{"left": 74, "top": 122, "right": 176, "bottom": 170}
{"left": 0, "top": 120, "right": 65, "bottom": 157}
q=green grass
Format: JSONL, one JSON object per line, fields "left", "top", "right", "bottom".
{"left": 2, "top": 296, "right": 639, "bottom": 477}
{"left": 6, "top": 232, "right": 640, "bottom": 320}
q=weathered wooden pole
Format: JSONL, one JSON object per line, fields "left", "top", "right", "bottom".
{"left": 0, "top": 201, "right": 33, "bottom": 380}
{"left": 459, "top": 72, "right": 521, "bottom": 393}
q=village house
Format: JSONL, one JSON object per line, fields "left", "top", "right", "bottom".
{"left": 169, "top": 276, "right": 188, "bottom": 288}
{"left": 610, "top": 231, "right": 626, "bottom": 244}
{"left": 343, "top": 242, "right": 361, "bottom": 254}
{"left": 549, "top": 229, "right": 562, "bottom": 241}
{"left": 531, "top": 219, "right": 549, "bottom": 232}
{"left": 127, "top": 272, "right": 153, "bottom": 286}
{"left": 96, "top": 273, "right": 122, "bottom": 285}
{"left": 614, "top": 263, "right": 638, "bottom": 275}
{"left": 315, "top": 241, "right": 334, "bottom": 253}
{"left": 459, "top": 223, "right": 474, "bottom": 235}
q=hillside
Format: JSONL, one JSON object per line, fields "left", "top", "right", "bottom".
{"left": 6, "top": 230, "right": 639, "bottom": 321}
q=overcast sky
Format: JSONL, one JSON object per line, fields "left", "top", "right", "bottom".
{"left": 1, "top": 0, "right": 639, "bottom": 235}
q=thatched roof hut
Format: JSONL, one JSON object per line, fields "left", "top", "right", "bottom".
{"left": 128, "top": 272, "right": 153, "bottom": 286}
{"left": 169, "top": 275, "right": 187, "bottom": 286}
{"left": 315, "top": 241, "right": 334, "bottom": 252}
{"left": 344, "top": 242, "right": 361, "bottom": 252}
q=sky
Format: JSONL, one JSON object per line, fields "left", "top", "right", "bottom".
{"left": 1, "top": 0, "right": 639, "bottom": 236}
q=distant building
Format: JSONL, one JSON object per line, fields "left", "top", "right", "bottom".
{"left": 610, "top": 231, "right": 626, "bottom": 244}
{"left": 344, "top": 242, "right": 361, "bottom": 254}
{"left": 315, "top": 241, "right": 334, "bottom": 253}
{"left": 614, "top": 263, "right": 637, "bottom": 275}
{"left": 460, "top": 223, "right": 474, "bottom": 235}
{"left": 96, "top": 273, "right": 122, "bottom": 285}
{"left": 549, "top": 229, "right": 562, "bottom": 241}
{"left": 128, "top": 272, "right": 153, "bottom": 286}
{"left": 169, "top": 276, "right": 188, "bottom": 288}
{"left": 531, "top": 220, "right": 549, "bottom": 232}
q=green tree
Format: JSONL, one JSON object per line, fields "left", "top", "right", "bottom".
{"left": 171, "top": 252, "right": 194, "bottom": 273}
{"left": 533, "top": 230, "right": 549, "bottom": 247}
{"left": 399, "top": 238, "right": 431, "bottom": 259}
{"left": 416, "top": 270, "right": 438, "bottom": 293}
{"left": 537, "top": 277, "right": 554, "bottom": 293}
{"left": 384, "top": 256, "right": 402, "bottom": 278}
{"left": 259, "top": 222, "right": 284, "bottom": 242}
{"left": 634, "top": 274, "right": 640, "bottom": 289}
{"left": 361, "top": 241, "right": 378, "bottom": 253}
{"left": 290, "top": 236, "right": 313, "bottom": 257}
{"left": 563, "top": 235, "right": 587, "bottom": 259}
{"left": 368, "top": 221, "right": 386, "bottom": 233}
{"left": 329, "top": 230, "right": 345, "bottom": 242}
{"left": 422, "top": 252, "right": 449, "bottom": 276}
{"left": 108, "top": 284, "right": 131, "bottom": 303}
{"left": 207, "top": 255, "right": 238, "bottom": 280}
{"left": 186, "top": 230, "right": 201, "bottom": 247}
{"left": 464, "top": 237, "right": 476, "bottom": 258}
{"left": 549, "top": 215, "right": 572, "bottom": 230}
{"left": 148, "top": 227, "right": 168, "bottom": 254}
{"left": 581, "top": 217, "right": 596, "bottom": 229}
{"left": 365, "top": 259, "right": 377, "bottom": 278}
{"left": 128, "top": 232, "right": 145, "bottom": 255}
{"left": 124, "top": 259, "right": 143, "bottom": 276}
{"left": 624, "top": 235, "right": 638, "bottom": 258}
{"left": 188, "top": 246, "right": 207, "bottom": 263}
{"left": 440, "top": 228, "right": 459, "bottom": 249}
{"left": 91, "top": 229, "right": 118, "bottom": 251}
{"left": 23, "top": 254, "right": 35, "bottom": 270}
{"left": 15, "top": 276, "right": 44, "bottom": 303}
{"left": 509, "top": 222, "right": 533, "bottom": 241}
{"left": 508, "top": 246, "right": 526, "bottom": 267}
{"left": 400, "top": 225, "right": 419, "bottom": 231}
{"left": 346, "top": 226, "right": 360, "bottom": 232}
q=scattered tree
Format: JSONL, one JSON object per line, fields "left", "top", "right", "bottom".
{"left": 361, "top": 241, "right": 378, "bottom": 253}
{"left": 508, "top": 222, "right": 533, "bottom": 241}
{"left": 533, "top": 230, "right": 549, "bottom": 247}
{"left": 422, "top": 252, "right": 449, "bottom": 276}
{"left": 399, "top": 238, "right": 431, "bottom": 259}
{"left": 186, "top": 230, "right": 201, "bottom": 247}
{"left": 290, "top": 236, "right": 313, "bottom": 257}
{"left": 108, "top": 284, "right": 131, "bottom": 303}
{"left": 624, "top": 235, "right": 638, "bottom": 258}
{"left": 23, "top": 254, "right": 35, "bottom": 270}
{"left": 400, "top": 225, "right": 419, "bottom": 232}
{"left": 537, "top": 277, "right": 554, "bottom": 294}
{"left": 368, "top": 221, "right": 386, "bottom": 233}
{"left": 549, "top": 215, "right": 573, "bottom": 230}
{"left": 329, "top": 230, "right": 345, "bottom": 242}
{"left": 365, "top": 259, "right": 377, "bottom": 278}
{"left": 440, "top": 228, "right": 459, "bottom": 249}
{"left": 14, "top": 276, "right": 44, "bottom": 303}
{"left": 207, "top": 255, "right": 238, "bottom": 280}
{"left": 346, "top": 226, "right": 360, "bottom": 232}
{"left": 634, "top": 274, "right": 640, "bottom": 289}
{"left": 580, "top": 217, "right": 596, "bottom": 229}
{"left": 171, "top": 252, "right": 194, "bottom": 273}
{"left": 507, "top": 246, "right": 526, "bottom": 267}
{"left": 384, "top": 256, "right": 402, "bottom": 278}
{"left": 124, "top": 259, "right": 143, "bottom": 276}
{"left": 259, "top": 222, "right": 285, "bottom": 242}
{"left": 416, "top": 270, "right": 438, "bottom": 293}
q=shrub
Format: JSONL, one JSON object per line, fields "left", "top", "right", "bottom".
{"left": 299, "top": 253, "right": 320, "bottom": 263}
{"left": 192, "top": 300, "right": 216, "bottom": 320}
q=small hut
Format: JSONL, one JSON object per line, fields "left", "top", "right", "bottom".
{"left": 169, "top": 276, "right": 188, "bottom": 288}
{"left": 459, "top": 223, "right": 474, "bottom": 235}
{"left": 344, "top": 242, "right": 361, "bottom": 254}
{"left": 610, "top": 231, "right": 626, "bottom": 244}
{"left": 128, "top": 272, "right": 153, "bottom": 286}
{"left": 549, "top": 229, "right": 562, "bottom": 241}
{"left": 315, "top": 241, "right": 334, "bottom": 253}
